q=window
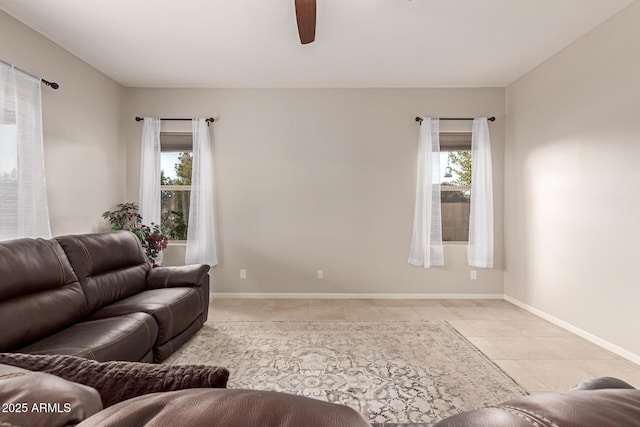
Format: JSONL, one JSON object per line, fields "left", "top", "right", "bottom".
{"left": 0, "top": 63, "right": 50, "bottom": 240}
{"left": 0, "top": 124, "right": 18, "bottom": 236}
{"left": 440, "top": 132, "right": 472, "bottom": 242}
{"left": 160, "top": 132, "right": 192, "bottom": 241}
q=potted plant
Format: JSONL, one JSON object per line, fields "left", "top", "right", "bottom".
{"left": 102, "top": 202, "right": 168, "bottom": 266}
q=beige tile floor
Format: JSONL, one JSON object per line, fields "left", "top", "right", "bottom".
{"left": 208, "top": 298, "right": 640, "bottom": 393}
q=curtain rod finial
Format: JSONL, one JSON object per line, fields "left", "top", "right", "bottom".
{"left": 41, "top": 79, "right": 59, "bottom": 89}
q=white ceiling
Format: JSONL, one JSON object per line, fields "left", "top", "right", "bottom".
{"left": 0, "top": 0, "right": 634, "bottom": 88}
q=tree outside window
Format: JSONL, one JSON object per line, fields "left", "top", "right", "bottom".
{"left": 440, "top": 140, "right": 472, "bottom": 241}
{"left": 160, "top": 151, "right": 192, "bottom": 240}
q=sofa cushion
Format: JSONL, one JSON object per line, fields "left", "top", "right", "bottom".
{"left": 0, "top": 238, "right": 86, "bottom": 351}
{"left": 56, "top": 231, "right": 151, "bottom": 313}
{"left": 0, "top": 363, "right": 102, "bottom": 427}
{"left": 88, "top": 287, "right": 205, "bottom": 345}
{"left": 78, "top": 389, "right": 372, "bottom": 427}
{"left": 18, "top": 312, "right": 158, "bottom": 362}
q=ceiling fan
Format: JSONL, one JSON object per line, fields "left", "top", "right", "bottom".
{"left": 294, "top": 0, "right": 316, "bottom": 44}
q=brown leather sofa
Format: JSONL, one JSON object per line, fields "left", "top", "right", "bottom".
{"left": 1, "top": 353, "right": 639, "bottom": 427}
{"left": 0, "top": 231, "right": 210, "bottom": 363}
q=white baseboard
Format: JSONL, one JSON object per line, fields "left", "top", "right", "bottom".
{"left": 504, "top": 295, "right": 640, "bottom": 365}
{"left": 211, "top": 292, "right": 504, "bottom": 300}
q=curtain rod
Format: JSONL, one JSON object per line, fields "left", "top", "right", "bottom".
{"left": 415, "top": 117, "right": 495, "bottom": 123}
{"left": 135, "top": 117, "right": 215, "bottom": 123}
{"left": 0, "top": 59, "right": 59, "bottom": 89}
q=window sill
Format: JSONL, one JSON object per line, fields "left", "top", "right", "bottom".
{"left": 443, "top": 241, "right": 468, "bottom": 246}
{"left": 167, "top": 240, "right": 187, "bottom": 246}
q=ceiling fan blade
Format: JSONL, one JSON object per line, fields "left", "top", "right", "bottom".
{"left": 295, "top": 0, "right": 316, "bottom": 44}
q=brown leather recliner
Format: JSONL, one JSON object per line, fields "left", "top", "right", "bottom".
{"left": 1, "top": 353, "right": 640, "bottom": 427}
{"left": 68, "top": 378, "right": 640, "bottom": 427}
{"left": 0, "top": 231, "right": 210, "bottom": 362}
{"left": 85, "top": 378, "right": 640, "bottom": 427}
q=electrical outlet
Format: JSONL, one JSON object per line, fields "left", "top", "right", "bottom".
{"left": 470, "top": 270, "right": 477, "bottom": 280}
{"left": 317, "top": 270, "right": 324, "bottom": 279}
{"left": 240, "top": 269, "right": 247, "bottom": 279}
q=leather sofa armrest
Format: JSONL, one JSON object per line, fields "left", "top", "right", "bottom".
{"left": 570, "top": 376, "right": 636, "bottom": 391}
{"left": 0, "top": 353, "right": 229, "bottom": 408}
{"left": 434, "top": 385, "right": 640, "bottom": 427}
{"left": 0, "top": 363, "right": 103, "bottom": 427}
{"left": 146, "top": 264, "right": 210, "bottom": 289}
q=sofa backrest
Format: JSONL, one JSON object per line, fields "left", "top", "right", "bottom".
{"left": 0, "top": 238, "right": 87, "bottom": 351}
{"left": 55, "top": 231, "right": 151, "bottom": 314}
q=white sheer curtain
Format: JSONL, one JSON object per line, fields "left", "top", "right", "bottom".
{"left": 185, "top": 118, "right": 218, "bottom": 266}
{"left": 468, "top": 118, "right": 494, "bottom": 268}
{"left": 139, "top": 117, "right": 162, "bottom": 263}
{"left": 0, "top": 62, "right": 51, "bottom": 241}
{"left": 409, "top": 118, "right": 444, "bottom": 267}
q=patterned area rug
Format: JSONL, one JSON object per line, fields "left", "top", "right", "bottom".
{"left": 165, "top": 321, "right": 527, "bottom": 424}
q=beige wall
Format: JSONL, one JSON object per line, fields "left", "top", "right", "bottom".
{"left": 2, "top": 9, "right": 506, "bottom": 297}
{"left": 0, "top": 11, "right": 126, "bottom": 236}
{"left": 125, "top": 88, "right": 505, "bottom": 295}
{"left": 505, "top": 1, "right": 640, "bottom": 357}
